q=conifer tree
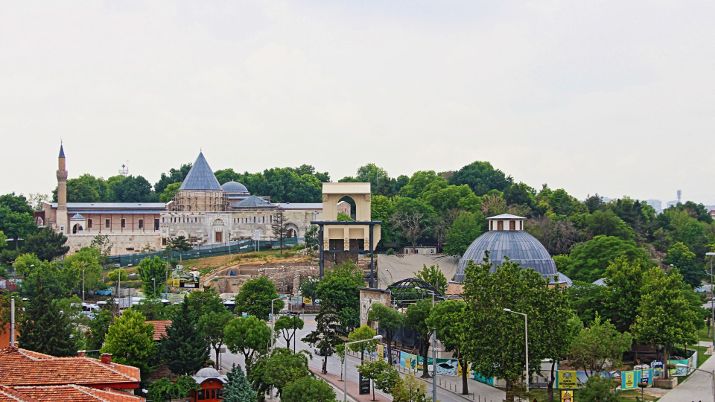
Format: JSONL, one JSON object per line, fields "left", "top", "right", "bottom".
{"left": 163, "top": 296, "right": 209, "bottom": 375}
{"left": 223, "top": 364, "right": 257, "bottom": 402}
{"left": 19, "top": 279, "right": 76, "bottom": 356}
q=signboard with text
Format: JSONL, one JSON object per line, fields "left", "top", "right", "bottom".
{"left": 557, "top": 370, "right": 578, "bottom": 389}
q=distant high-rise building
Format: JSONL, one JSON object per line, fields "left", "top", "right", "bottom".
{"left": 646, "top": 199, "right": 662, "bottom": 213}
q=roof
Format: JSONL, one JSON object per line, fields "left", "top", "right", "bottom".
{"left": 221, "top": 181, "right": 249, "bottom": 195}
{"left": 0, "top": 347, "right": 140, "bottom": 388}
{"left": 179, "top": 152, "right": 222, "bottom": 191}
{"left": 487, "top": 214, "right": 526, "bottom": 220}
{"left": 446, "top": 283, "right": 464, "bottom": 295}
{"left": 453, "top": 230, "right": 557, "bottom": 282}
{"left": 59, "top": 144, "right": 65, "bottom": 158}
{"left": 192, "top": 367, "right": 227, "bottom": 385}
{"left": 0, "top": 384, "right": 143, "bottom": 402}
{"left": 146, "top": 320, "right": 171, "bottom": 341}
{"left": 51, "top": 203, "right": 166, "bottom": 214}
{"left": 70, "top": 213, "right": 85, "bottom": 221}
{"left": 322, "top": 182, "right": 371, "bottom": 195}
{"left": 233, "top": 196, "right": 273, "bottom": 209}
{"left": 274, "top": 203, "right": 322, "bottom": 210}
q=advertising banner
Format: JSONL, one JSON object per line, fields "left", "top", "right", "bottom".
{"left": 560, "top": 390, "right": 574, "bottom": 402}
{"left": 557, "top": 370, "right": 578, "bottom": 389}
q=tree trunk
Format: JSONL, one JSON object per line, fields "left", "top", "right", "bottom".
{"left": 214, "top": 346, "right": 221, "bottom": 369}
{"left": 322, "top": 355, "right": 328, "bottom": 374}
{"left": 386, "top": 337, "right": 393, "bottom": 365}
{"left": 460, "top": 355, "right": 469, "bottom": 395}
{"left": 421, "top": 340, "right": 431, "bottom": 378}
{"left": 372, "top": 379, "right": 376, "bottom": 401}
{"left": 547, "top": 360, "right": 556, "bottom": 401}
{"left": 663, "top": 347, "right": 670, "bottom": 379}
{"left": 505, "top": 378, "right": 515, "bottom": 402}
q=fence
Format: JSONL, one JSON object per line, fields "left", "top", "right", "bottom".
{"left": 106, "top": 237, "right": 300, "bottom": 267}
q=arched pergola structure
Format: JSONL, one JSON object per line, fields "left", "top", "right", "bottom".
{"left": 386, "top": 277, "right": 445, "bottom": 307}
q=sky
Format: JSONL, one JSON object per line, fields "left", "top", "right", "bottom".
{"left": 1, "top": 1, "right": 714, "bottom": 204}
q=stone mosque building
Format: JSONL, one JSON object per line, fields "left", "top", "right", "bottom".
{"left": 39, "top": 145, "right": 322, "bottom": 255}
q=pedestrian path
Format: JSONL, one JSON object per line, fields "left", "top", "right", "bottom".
{"left": 312, "top": 368, "right": 391, "bottom": 401}
{"left": 658, "top": 353, "right": 715, "bottom": 402}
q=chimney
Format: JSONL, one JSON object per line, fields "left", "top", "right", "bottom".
{"left": 77, "top": 350, "right": 86, "bottom": 357}
{"left": 100, "top": 353, "right": 112, "bottom": 364}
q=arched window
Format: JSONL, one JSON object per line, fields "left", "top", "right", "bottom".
{"left": 337, "top": 196, "right": 357, "bottom": 220}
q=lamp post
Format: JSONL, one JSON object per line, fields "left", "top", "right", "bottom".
{"left": 504, "top": 308, "right": 529, "bottom": 394}
{"left": 706, "top": 252, "right": 715, "bottom": 343}
{"left": 417, "top": 288, "right": 439, "bottom": 402}
{"left": 270, "top": 297, "right": 282, "bottom": 350}
{"left": 152, "top": 277, "right": 156, "bottom": 298}
{"left": 343, "top": 335, "right": 383, "bottom": 402}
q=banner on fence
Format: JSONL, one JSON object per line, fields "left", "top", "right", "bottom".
{"left": 557, "top": 370, "right": 578, "bottom": 389}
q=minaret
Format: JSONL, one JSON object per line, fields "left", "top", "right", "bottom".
{"left": 56, "top": 143, "right": 68, "bottom": 233}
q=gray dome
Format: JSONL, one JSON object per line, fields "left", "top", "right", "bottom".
{"left": 453, "top": 231, "right": 557, "bottom": 282}
{"left": 195, "top": 367, "right": 221, "bottom": 378}
{"left": 221, "top": 181, "right": 249, "bottom": 194}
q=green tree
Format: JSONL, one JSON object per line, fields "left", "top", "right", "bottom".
{"left": 64, "top": 247, "right": 103, "bottom": 295}
{"left": 569, "top": 315, "right": 632, "bottom": 376}
{"left": 147, "top": 376, "right": 199, "bottom": 402}
{"left": 390, "top": 197, "right": 436, "bottom": 249}
{"left": 224, "top": 316, "right": 271, "bottom": 373}
{"left": 444, "top": 211, "right": 484, "bottom": 256}
{"left": 449, "top": 161, "right": 512, "bottom": 196}
{"left": 526, "top": 216, "right": 583, "bottom": 256}
{"left": 137, "top": 256, "right": 167, "bottom": 298}
{"left": 577, "top": 376, "right": 620, "bottom": 402}
{"left": 316, "top": 262, "right": 364, "bottom": 331}
{"left": 391, "top": 374, "right": 430, "bottom": 402}
{"left": 106, "top": 175, "right": 157, "bottom": 202}
{"left": 573, "top": 209, "right": 635, "bottom": 240}
{"left": 274, "top": 315, "right": 304, "bottom": 351}
{"left": 159, "top": 182, "right": 182, "bottom": 203}
{"left": 101, "top": 309, "right": 156, "bottom": 374}
{"left": 248, "top": 348, "right": 310, "bottom": 398}
{"left": 199, "top": 309, "right": 233, "bottom": 368}
{"left": 348, "top": 324, "right": 378, "bottom": 362}
{"left": 631, "top": 267, "right": 700, "bottom": 377}
{"left": 415, "top": 264, "right": 448, "bottom": 295}
{"left": 271, "top": 208, "right": 288, "bottom": 253}
{"left": 299, "top": 278, "right": 319, "bottom": 303}
{"left": 567, "top": 282, "right": 609, "bottom": 328}
{"left": 561, "top": 235, "right": 650, "bottom": 282}
{"left": 420, "top": 184, "right": 481, "bottom": 216}
{"left": 603, "top": 257, "right": 648, "bottom": 332}
{"left": 60, "top": 174, "right": 106, "bottom": 202}
{"left": 358, "top": 359, "right": 400, "bottom": 400}
{"left": 89, "top": 234, "right": 113, "bottom": 263}
{"left": 462, "top": 260, "right": 572, "bottom": 401}
{"left": 19, "top": 277, "right": 77, "bottom": 356}
{"left": 186, "top": 288, "right": 225, "bottom": 320}
{"left": 166, "top": 235, "right": 192, "bottom": 251}
{"left": 154, "top": 163, "right": 192, "bottom": 194}
{"left": 282, "top": 376, "right": 337, "bottom": 402}
{"left": 22, "top": 228, "right": 69, "bottom": 261}
{"left": 302, "top": 309, "right": 341, "bottom": 374}
{"left": 223, "top": 363, "right": 257, "bottom": 402}
{"left": 367, "top": 303, "right": 404, "bottom": 366}
{"left": 87, "top": 308, "right": 114, "bottom": 350}
{"left": 664, "top": 241, "right": 702, "bottom": 288}
{"left": 399, "top": 170, "right": 448, "bottom": 198}
{"left": 235, "top": 276, "right": 283, "bottom": 320}
{"left": 405, "top": 299, "right": 433, "bottom": 378}
{"left": 427, "top": 300, "right": 471, "bottom": 394}
{"left": 304, "top": 225, "right": 320, "bottom": 255}
{"left": 164, "top": 297, "right": 210, "bottom": 375}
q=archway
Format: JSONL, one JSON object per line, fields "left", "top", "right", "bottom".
{"left": 72, "top": 223, "right": 83, "bottom": 234}
{"left": 285, "top": 223, "right": 299, "bottom": 238}
{"left": 337, "top": 196, "right": 357, "bottom": 220}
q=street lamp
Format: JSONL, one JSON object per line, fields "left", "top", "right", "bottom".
{"left": 343, "top": 335, "right": 383, "bottom": 402}
{"left": 707, "top": 252, "right": 715, "bottom": 343}
{"left": 269, "top": 297, "right": 283, "bottom": 350}
{"left": 504, "top": 308, "right": 529, "bottom": 394}
{"left": 416, "top": 286, "right": 439, "bottom": 402}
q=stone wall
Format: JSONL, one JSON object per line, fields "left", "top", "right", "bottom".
{"left": 65, "top": 233, "right": 163, "bottom": 255}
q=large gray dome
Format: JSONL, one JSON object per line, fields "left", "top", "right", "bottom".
{"left": 221, "top": 181, "right": 249, "bottom": 194}
{"left": 453, "top": 230, "right": 557, "bottom": 282}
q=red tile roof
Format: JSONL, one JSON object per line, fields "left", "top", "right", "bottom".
{"left": 0, "top": 384, "right": 143, "bottom": 401}
{"left": 0, "top": 348, "right": 140, "bottom": 388}
{"left": 146, "top": 320, "right": 171, "bottom": 341}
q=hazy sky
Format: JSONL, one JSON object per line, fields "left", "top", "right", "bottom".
{"left": 1, "top": 1, "right": 714, "bottom": 204}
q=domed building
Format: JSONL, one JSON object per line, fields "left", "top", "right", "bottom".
{"left": 222, "top": 180, "right": 250, "bottom": 200}
{"left": 453, "top": 214, "right": 569, "bottom": 285}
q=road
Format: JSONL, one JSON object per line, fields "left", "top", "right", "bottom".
{"left": 220, "top": 314, "right": 504, "bottom": 402}
{"left": 657, "top": 352, "right": 715, "bottom": 402}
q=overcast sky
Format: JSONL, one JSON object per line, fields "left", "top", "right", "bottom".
{"left": 1, "top": 1, "right": 713, "bottom": 204}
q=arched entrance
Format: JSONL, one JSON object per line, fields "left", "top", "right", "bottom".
{"left": 212, "top": 219, "right": 225, "bottom": 243}
{"left": 337, "top": 196, "right": 357, "bottom": 220}
{"left": 72, "top": 223, "right": 84, "bottom": 234}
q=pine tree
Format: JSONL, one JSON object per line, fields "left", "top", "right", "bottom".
{"left": 223, "top": 364, "right": 257, "bottom": 402}
{"left": 163, "top": 296, "right": 209, "bottom": 375}
{"left": 19, "top": 280, "right": 76, "bottom": 356}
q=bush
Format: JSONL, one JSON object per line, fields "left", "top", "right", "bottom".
{"left": 578, "top": 376, "right": 621, "bottom": 402}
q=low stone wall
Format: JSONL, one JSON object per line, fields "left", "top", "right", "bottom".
{"left": 65, "top": 233, "right": 162, "bottom": 255}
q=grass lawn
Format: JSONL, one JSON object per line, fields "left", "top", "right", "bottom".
{"left": 697, "top": 325, "right": 714, "bottom": 343}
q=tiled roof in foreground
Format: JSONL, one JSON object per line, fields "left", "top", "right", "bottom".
{"left": 146, "top": 320, "right": 171, "bottom": 341}
{"left": 0, "top": 347, "right": 140, "bottom": 388}
{"left": 0, "top": 384, "right": 142, "bottom": 401}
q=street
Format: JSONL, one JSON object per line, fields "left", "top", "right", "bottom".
{"left": 220, "top": 314, "right": 505, "bottom": 402}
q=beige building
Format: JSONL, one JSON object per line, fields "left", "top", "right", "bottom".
{"left": 39, "top": 146, "right": 324, "bottom": 255}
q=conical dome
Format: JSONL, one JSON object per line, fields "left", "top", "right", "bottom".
{"left": 179, "top": 152, "right": 222, "bottom": 191}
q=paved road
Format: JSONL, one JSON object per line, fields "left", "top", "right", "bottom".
{"left": 658, "top": 353, "right": 715, "bottom": 402}
{"left": 220, "top": 314, "right": 505, "bottom": 402}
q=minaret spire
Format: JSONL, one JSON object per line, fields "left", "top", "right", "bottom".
{"left": 56, "top": 142, "right": 68, "bottom": 233}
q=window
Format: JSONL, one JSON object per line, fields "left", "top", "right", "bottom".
{"left": 87, "top": 219, "right": 92, "bottom": 229}
{"left": 509, "top": 220, "right": 515, "bottom": 231}
{"left": 497, "top": 221, "right": 504, "bottom": 231}
{"left": 105, "top": 219, "right": 110, "bottom": 229}
{"left": 154, "top": 218, "right": 160, "bottom": 230}
{"left": 121, "top": 218, "right": 126, "bottom": 229}
{"left": 138, "top": 219, "right": 144, "bottom": 230}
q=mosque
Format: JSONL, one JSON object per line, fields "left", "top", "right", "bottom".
{"left": 38, "top": 145, "right": 321, "bottom": 255}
